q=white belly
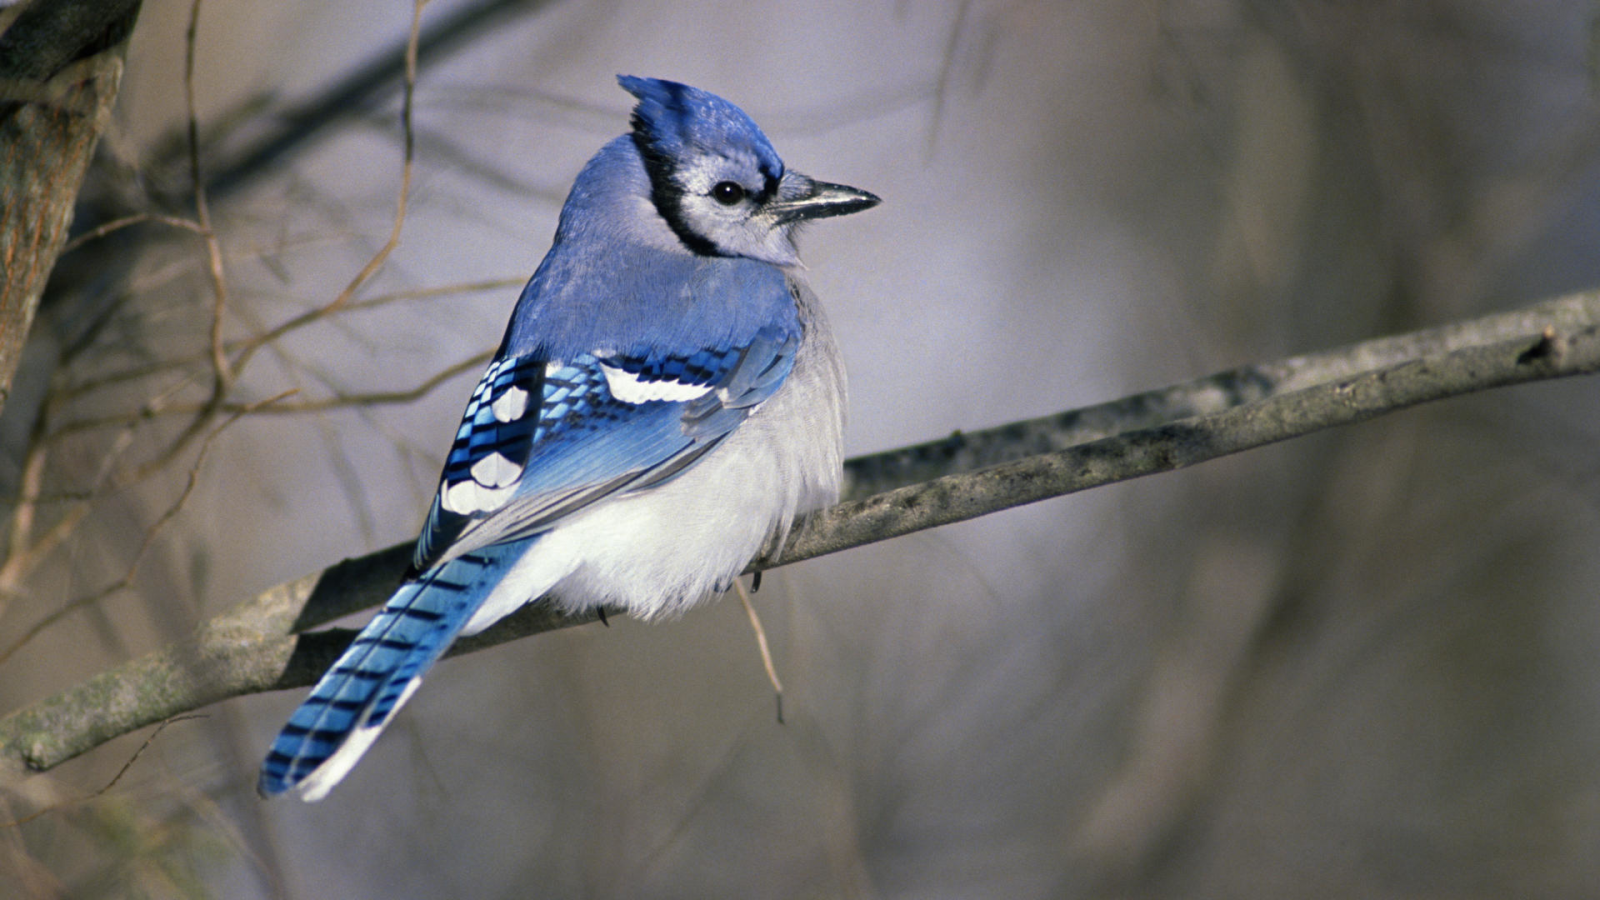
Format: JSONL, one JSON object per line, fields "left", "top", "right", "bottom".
{"left": 461, "top": 288, "right": 844, "bottom": 631}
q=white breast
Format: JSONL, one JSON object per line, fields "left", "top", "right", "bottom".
{"left": 459, "top": 278, "right": 845, "bottom": 632}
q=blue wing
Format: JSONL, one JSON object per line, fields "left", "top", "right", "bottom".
{"left": 410, "top": 321, "right": 799, "bottom": 573}
{"left": 260, "top": 321, "right": 799, "bottom": 799}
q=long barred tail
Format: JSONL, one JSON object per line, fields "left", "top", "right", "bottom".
{"left": 258, "top": 546, "right": 522, "bottom": 801}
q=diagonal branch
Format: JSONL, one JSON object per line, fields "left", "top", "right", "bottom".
{"left": 2, "top": 290, "right": 1599, "bottom": 780}
{"left": 837, "top": 290, "right": 1600, "bottom": 499}
{"left": 198, "top": 0, "right": 555, "bottom": 200}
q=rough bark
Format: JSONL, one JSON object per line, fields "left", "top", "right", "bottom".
{"left": 4, "top": 290, "right": 1598, "bottom": 779}
{"left": 0, "top": 0, "right": 142, "bottom": 415}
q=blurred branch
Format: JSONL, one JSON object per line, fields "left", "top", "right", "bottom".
{"left": 4, "top": 290, "right": 1600, "bottom": 778}
{"left": 184, "top": 0, "right": 233, "bottom": 405}
{"left": 0, "top": 0, "right": 143, "bottom": 416}
{"left": 199, "top": 0, "right": 554, "bottom": 201}
{"left": 49, "top": 350, "right": 491, "bottom": 436}
{"left": 0, "top": 0, "right": 436, "bottom": 585}
{"left": 53, "top": 277, "right": 519, "bottom": 408}
{"left": 0, "top": 389, "right": 295, "bottom": 669}
{"left": 99, "top": 0, "right": 429, "bottom": 498}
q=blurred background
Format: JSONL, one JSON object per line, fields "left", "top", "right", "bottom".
{"left": 6, "top": 0, "right": 1600, "bottom": 896}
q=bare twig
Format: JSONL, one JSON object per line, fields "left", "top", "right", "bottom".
{"left": 0, "top": 412, "right": 52, "bottom": 604}
{"left": 74, "top": 0, "right": 249, "bottom": 507}
{"left": 0, "top": 377, "right": 167, "bottom": 607}
{"left": 3, "top": 291, "right": 1599, "bottom": 777}
{"left": 0, "top": 390, "right": 296, "bottom": 668}
{"left": 320, "top": 0, "right": 425, "bottom": 316}
{"left": 32, "top": 0, "right": 432, "bottom": 516}
{"left": 199, "top": 0, "right": 549, "bottom": 200}
{"left": 0, "top": 715, "right": 206, "bottom": 828}
{"left": 0, "top": 420, "right": 142, "bottom": 603}
{"left": 59, "top": 214, "right": 207, "bottom": 255}
{"left": 55, "top": 276, "right": 519, "bottom": 407}
{"left": 226, "top": 0, "right": 427, "bottom": 383}
{"left": 49, "top": 350, "right": 490, "bottom": 437}
{"left": 925, "top": 0, "right": 973, "bottom": 159}
{"left": 225, "top": 351, "right": 488, "bottom": 415}
{"left": 185, "top": 0, "right": 233, "bottom": 400}
{"left": 734, "top": 578, "right": 784, "bottom": 723}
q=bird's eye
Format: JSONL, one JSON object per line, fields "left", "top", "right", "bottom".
{"left": 711, "top": 181, "right": 746, "bottom": 205}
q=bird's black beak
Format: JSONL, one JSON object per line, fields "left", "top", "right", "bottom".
{"left": 766, "top": 173, "right": 881, "bottom": 224}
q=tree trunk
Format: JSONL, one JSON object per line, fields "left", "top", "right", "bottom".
{"left": 0, "top": 0, "right": 143, "bottom": 415}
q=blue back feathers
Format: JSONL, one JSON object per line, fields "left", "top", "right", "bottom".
{"left": 501, "top": 76, "right": 802, "bottom": 360}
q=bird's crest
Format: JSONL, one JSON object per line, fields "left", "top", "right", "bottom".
{"left": 619, "top": 75, "right": 784, "bottom": 178}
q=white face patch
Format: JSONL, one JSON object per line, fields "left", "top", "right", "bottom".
{"left": 491, "top": 386, "right": 529, "bottom": 423}
{"left": 600, "top": 364, "right": 715, "bottom": 404}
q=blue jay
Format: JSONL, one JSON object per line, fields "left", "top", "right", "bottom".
{"left": 259, "top": 76, "right": 878, "bottom": 800}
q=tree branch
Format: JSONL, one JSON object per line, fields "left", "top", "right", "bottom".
{"left": 200, "top": 0, "right": 555, "bottom": 201}
{"left": 0, "top": 0, "right": 143, "bottom": 416}
{"left": 837, "top": 290, "right": 1600, "bottom": 498}
{"left": 3, "top": 290, "right": 1599, "bottom": 779}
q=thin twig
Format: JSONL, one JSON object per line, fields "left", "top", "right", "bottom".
{"left": 0, "top": 715, "right": 207, "bottom": 828}
{"left": 0, "top": 391, "right": 296, "bottom": 668}
{"left": 0, "top": 378, "right": 161, "bottom": 605}
{"left": 925, "top": 0, "right": 973, "bottom": 160}
{"left": 59, "top": 214, "right": 207, "bottom": 255}
{"left": 734, "top": 578, "right": 784, "bottom": 724}
{"left": 185, "top": 0, "right": 234, "bottom": 401}
{"left": 84, "top": 0, "right": 246, "bottom": 512}
{"left": 55, "top": 276, "right": 518, "bottom": 406}
{"left": 48, "top": 350, "right": 489, "bottom": 436}
{"left": 228, "top": 351, "right": 487, "bottom": 414}
{"left": 63, "top": 0, "right": 428, "bottom": 497}
{"left": 225, "top": 0, "right": 427, "bottom": 381}
{"left": 319, "top": 0, "right": 425, "bottom": 316}
{"left": 0, "top": 411, "right": 52, "bottom": 606}
{"left": 199, "top": 0, "right": 546, "bottom": 200}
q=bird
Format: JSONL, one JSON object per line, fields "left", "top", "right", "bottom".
{"left": 258, "top": 76, "right": 879, "bottom": 801}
